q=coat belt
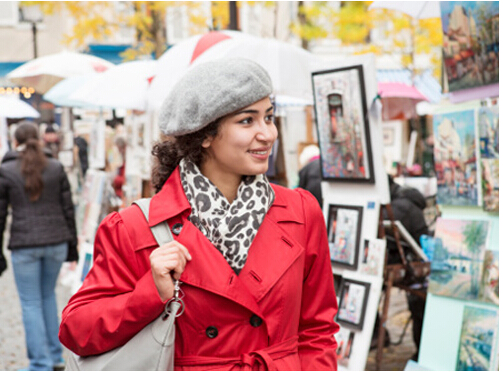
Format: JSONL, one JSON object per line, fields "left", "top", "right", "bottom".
{"left": 175, "top": 337, "right": 298, "bottom": 371}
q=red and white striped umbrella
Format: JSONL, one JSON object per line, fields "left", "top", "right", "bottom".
{"left": 147, "top": 31, "right": 319, "bottom": 110}
{"left": 7, "top": 51, "right": 114, "bottom": 94}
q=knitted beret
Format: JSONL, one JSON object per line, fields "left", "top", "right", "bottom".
{"left": 158, "top": 58, "right": 273, "bottom": 136}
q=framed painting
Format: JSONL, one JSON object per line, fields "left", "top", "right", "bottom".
{"left": 327, "top": 204, "right": 363, "bottom": 269}
{"left": 312, "top": 65, "right": 374, "bottom": 183}
{"left": 335, "top": 328, "right": 355, "bottom": 368}
{"left": 382, "top": 127, "right": 395, "bottom": 146}
{"left": 336, "top": 278, "right": 371, "bottom": 330}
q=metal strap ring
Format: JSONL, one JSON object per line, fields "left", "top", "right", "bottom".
{"left": 165, "top": 297, "right": 185, "bottom": 318}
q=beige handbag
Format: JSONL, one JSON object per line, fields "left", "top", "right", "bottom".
{"left": 66, "top": 198, "right": 184, "bottom": 371}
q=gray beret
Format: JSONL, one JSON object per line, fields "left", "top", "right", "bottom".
{"left": 158, "top": 58, "right": 273, "bottom": 136}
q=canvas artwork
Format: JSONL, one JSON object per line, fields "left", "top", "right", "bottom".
{"left": 441, "top": 1, "right": 499, "bottom": 92}
{"left": 335, "top": 328, "right": 355, "bottom": 368}
{"left": 360, "top": 238, "right": 386, "bottom": 277}
{"left": 433, "top": 110, "right": 478, "bottom": 206}
{"left": 429, "top": 218, "right": 490, "bottom": 300}
{"left": 89, "top": 119, "right": 106, "bottom": 170}
{"left": 336, "top": 278, "right": 370, "bottom": 330}
{"left": 478, "top": 106, "right": 499, "bottom": 212}
{"left": 327, "top": 204, "right": 363, "bottom": 269}
{"left": 456, "top": 306, "right": 498, "bottom": 371}
{"left": 478, "top": 107, "right": 499, "bottom": 159}
{"left": 481, "top": 159, "right": 499, "bottom": 212}
{"left": 478, "top": 250, "right": 498, "bottom": 305}
{"left": 312, "top": 65, "right": 374, "bottom": 183}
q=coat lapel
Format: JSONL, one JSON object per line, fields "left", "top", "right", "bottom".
{"left": 177, "top": 221, "right": 264, "bottom": 317}
{"left": 238, "top": 188, "right": 305, "bottom": 303}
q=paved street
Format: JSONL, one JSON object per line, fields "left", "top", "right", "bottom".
{"left": 0, "top": 251, "right": 416, "bottom": 371}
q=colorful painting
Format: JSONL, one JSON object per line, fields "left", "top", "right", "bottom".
{"left": 478, "top": 106, "right": 499, "bottom": 212}
{"left": 478, "top": 250, "right": 498, "bottom": 305}
{"left": 360, "top": 238, "right": 386, "bottom": 277}
{"left": 327, "top": 204, "right": 363, "bottom": 269}
{"left": 478, "top": 107, "right": 499, "bottom": 159}
{"left": 312, "top": 65, "right": 374, "bottom": 183}
{"left": 456, "top": 306, "right": 498, "bottom": 371}
{"left": 429, "top": 218, "right": 490, "bottom": 300}
{"left": 441, "top": 2, "right": 499, "bottom": 92}
{"left": 335, "top": 328, "right": 355, "bottom": 368}
{"left": 433, "top": 110, "right": 478, "bottom": 206}
{"left": 481, "top": 159, "right": 499, "bottom": 212}
{"left": 336, "top": 278, "right": 370, "bottom": 330}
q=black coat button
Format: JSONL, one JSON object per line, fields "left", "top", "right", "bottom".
{"left": 206, "top": 326, "right": 218, "bottom": 338}
{"left": 171, "top": 223, "right": 183, "bottom": 235}
{"left": 250, "top": 315, "right": 263, "bottom": 327}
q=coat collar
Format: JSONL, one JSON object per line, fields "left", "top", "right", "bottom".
{"left": 148, "top": 167, "right": 303, "bottom": 226}
{"left": 148, "top": 166, "right": 191, "bottom": 227}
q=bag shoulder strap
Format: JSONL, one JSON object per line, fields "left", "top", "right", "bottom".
{"left": 133, "top": 198, "right": 174, "bottom": 246}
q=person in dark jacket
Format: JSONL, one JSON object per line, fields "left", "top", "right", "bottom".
{"left": 0, "top": 121, "right": 78, "bottom": 371}
{"left": 298, "top": 144, "right": 323, "bottom": 208}
{"left": 382, "top": 174, "right": 429, "bottom": 361}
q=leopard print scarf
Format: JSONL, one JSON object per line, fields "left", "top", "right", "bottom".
{"left": 179, "top": 158, "right": 275, "bottom": 274}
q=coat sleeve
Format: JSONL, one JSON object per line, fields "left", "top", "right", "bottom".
{"left": 58, "top": 212, "right": 166, "bottom": 356}
{"left": 296, "top": 189, "right": 339, "bottom": 370}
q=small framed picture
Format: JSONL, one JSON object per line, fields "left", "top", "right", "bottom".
{"left": 336, "top": 278, "right": 371, "bottom": 330}
{"left": 327, "top": 204, "right": 363, "bottom": 269}
{"left": 382, "top": 127, "right": 395, "bottom": 146}
{"left": 311, "top": 64, "right": 375, "bottom": 183}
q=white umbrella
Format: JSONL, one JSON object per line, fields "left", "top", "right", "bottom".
{"left": 7, "top": 51, "right": 114, "bottom": 94}
{"left": 70, "top": 60, "right": 157, "bottom": 111}
{"left": 0, "top": 96, "right": 40, "bottom": 118}
{"left": 191, "top": 36, "right": 319, "bottom": 103}
{"left": 147, "top": 30, "right": 305, "bottom": 110}
{"left": 43, "top": 74, "right": 98, "bottom": 107}
{"left": 368, "top": 1, "right": 440, "bottom": 19}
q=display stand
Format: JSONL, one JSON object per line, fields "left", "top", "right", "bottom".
{"left": 375, "top": 204, "right": 431, "bottom": 371}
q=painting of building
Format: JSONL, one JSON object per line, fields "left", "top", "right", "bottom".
{"left": 441, "top": 2, "right": 499, "bottom": 92}
{"left": 456, "top": 306, "right": 498, "bottom": 371}
{"left": 429, "top": 218, "right": 490, "bottom": 300}
{"left": 433, "top": 110, "right": 478, "bottom": 206}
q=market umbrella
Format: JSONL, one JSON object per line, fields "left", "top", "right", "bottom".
{"left": 147, "top": 30, "right": 251, "bottom": 110}
{"left": 70, "top": 60, "right": 157, "bottom": 110}
{"left": 192, "top": 36, "right": 319, "bottom": 101}
{"left": 43, "top": 74, "right": 98, "bottom": 107}
{"left": 377, "top": 82, "right": 427, "bottom": 121}
{"left": 7, "top": 51, "right": 114, "bottom": 94}
{"left": 368, "top": 1, "right": 440, "bottom": 19}
{"left": 0, "top": 96, "right": 40, "bottom": 118}
{"left": 147, "top": 30, "right": 319, "bottom": 110}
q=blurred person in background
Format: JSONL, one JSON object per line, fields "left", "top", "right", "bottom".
{"left": 381, "top": 174, "right": 429, "bottom": 361}
{"left": 0, "top": 121, "right": 78, "bottom": 371}
{"left": 112, "top": 136, "right": 127, "bottom": 200}
{"left": 298, "top": 144, "right": 323, "bottom": 208}
{"left": 42, "top": 123, "right": 61, "bottom": 159}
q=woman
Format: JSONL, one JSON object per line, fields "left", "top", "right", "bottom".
{"left": 59, "top": 59, "right": 339, "bottom": 370}
{"left": 0, "top": 121, "right": 78, "bottom": 371}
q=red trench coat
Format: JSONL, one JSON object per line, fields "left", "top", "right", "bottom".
{"left": 59, "top": 168, "right": 339, "bottom": 370}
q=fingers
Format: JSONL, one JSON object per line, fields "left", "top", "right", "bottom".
{"left": 150, "top": 241, "right": 191, "bottom": 301}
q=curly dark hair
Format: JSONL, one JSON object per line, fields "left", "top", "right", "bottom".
{"left": 151, "top": 120, "right": 220, "bottom": 193}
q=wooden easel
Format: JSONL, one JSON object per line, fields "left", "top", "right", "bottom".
{"left": 375, "top": 204, "right": 431, "bottom": 371}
